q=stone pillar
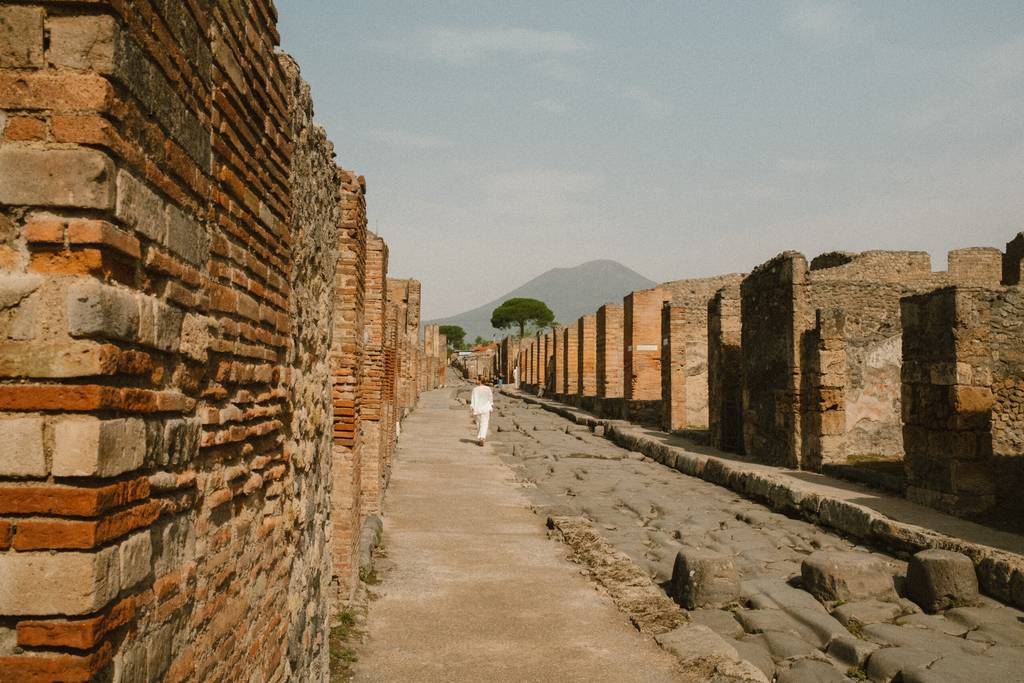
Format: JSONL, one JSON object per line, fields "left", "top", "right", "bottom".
{"left": 799, "top": 309, "right": 847, "bottom": 470}
{"left": 709, "top": 286, "right": 744, "bottom": 453}
{"left": 1003, "top": 233, "right": 1024, "bottom": 285}
{"left": 577, "top": 314, "right": 597, "bottom": 404}
{"left": 661, "top": 303, "right": 688, "bottom": 432}
{"left": 624, "top": 288, "right": 670, "bottom": 425}
{"left": 552, "top": 325, "right": 565, "bottom": 395}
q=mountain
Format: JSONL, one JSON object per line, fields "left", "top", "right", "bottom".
{"left": 427, "top": 259, "right": 656, "bottom": 343}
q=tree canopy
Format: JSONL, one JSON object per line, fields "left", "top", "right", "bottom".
{"left": 490, "top": 297, "right": 555, "bottom": 338}
{"left": 439, "top": 325, "right": 466, "bottom": 350}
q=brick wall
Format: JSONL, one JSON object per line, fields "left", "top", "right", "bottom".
{"left": 552, "top": 325, "right": 565, "bottom": 395}
{"left": 577, "top": 314, "right": 597, "bottom": 399}
{"left": 595, "top": 303, "right": 624, "bottom": 413}
{"left": 623, "top": 288, "right": 669, "bottom": 425}
{"left": 562, "top": 324, "right": 579, "bottom": 397}
{"left": 708, "top": 286, "right": 743, "bottom": 453}
{"left": 0, "top": 3, "right": 427, "bottom": 680}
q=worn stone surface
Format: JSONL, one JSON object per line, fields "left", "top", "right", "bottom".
{"left": 906, "top": 549, "right": 980, "bottom": 613}
{"left": 669, "top": 548, "right": 742, "bottom": 609}
{"left": 801, "top": 550, "right": 899, "bottom": 603}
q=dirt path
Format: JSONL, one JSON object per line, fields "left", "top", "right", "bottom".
{"left": 352, "top": 387, "right": 683, "bottom": 682}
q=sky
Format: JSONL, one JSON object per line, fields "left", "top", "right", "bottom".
{"left": 276, "top": 1, "right": 1024, "bottom": 321}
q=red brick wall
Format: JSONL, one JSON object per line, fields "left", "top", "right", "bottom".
{"left": 577, "top": 314, "right": 597, "bottom": 398}
{"left": 661, "top": 303, "right": 688, "bottom": 431}
{"left": 562, "top": 324, "right": 579, "bottom": 396}
{"left": 596, "top": 303, "right": 624, "bottom": 400}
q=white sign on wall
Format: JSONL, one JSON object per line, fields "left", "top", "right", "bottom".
{"left": 636, "top": 344, "right": 658, "bottom": 352}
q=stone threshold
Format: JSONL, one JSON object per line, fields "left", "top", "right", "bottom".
{"left": 505, "top": 389, "right": 1024, "bottom": 611}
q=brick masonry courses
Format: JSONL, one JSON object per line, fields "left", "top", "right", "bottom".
{"left": 623, "top": 288, "right": 670, "bottom": 426}
{"left": 561, "top": 324, "right": 579, "bottom": 399}
{"left": 576, "top": 314, "right": 597, "bottom": 408}
{"left": 595, "top": 302, "right": 624, "bottom": 418}
{"left": 0, "top": 3, "right": 429, "bottom": 681}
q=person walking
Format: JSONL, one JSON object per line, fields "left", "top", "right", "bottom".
{"left": 470, "top": 376, "right": 494, "bottom": 446}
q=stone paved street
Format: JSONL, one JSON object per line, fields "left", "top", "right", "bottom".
{"left": 481, "top": 389, "right": 1024, "bottom": 683}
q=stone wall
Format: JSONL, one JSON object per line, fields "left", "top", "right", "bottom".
{"left": 902, "top": 285, "right": 1024, "bottom": 517}
{"left": 661, "top": 303, "right": 688, "bottom": 431}
{"left": 708, "top": 285, "right": 743, "bottom": 452}
{"left": 659, "top": 274, "right": 745, "bottom": 430}
{"left": 0, "top": 3, "right": 427, "bottom": 680}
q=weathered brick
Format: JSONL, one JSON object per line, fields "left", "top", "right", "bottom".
{"left": 0, "top": 6, "right": 44, "bottom": 68}
{"left": 52, "top": 416, "right": 146, "bottom": 477}
{"left": 0, "top": 148, "right": 115, "bottom": 209}
{"left": 0, "top": 415, "right": 45, "bottom": 477}
{"left": 115, "top": 169, "right": 165, "bottom": 243}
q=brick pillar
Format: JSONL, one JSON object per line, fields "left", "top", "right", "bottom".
{"left": 709, "top": 286, "right": 744, "bottom": 453}
{"left": 624, "top": 288, "right": 670, "bottom": 425}
{"left": 661, "top": 303, "right": 688, "bottom": 432}
{"left": 563, "top": 324, "right": 579, "bottom": 397}
{"left": 552, "top": 325, "right": 565, "bottom": 395}
{"left": 577, "top": 314, "right": 597, "bottom": 400}
{"left": 596, "top": 303, "right": 624, "bottom": 418}
{"left": 358, "top": 234, "right": 387, "bottom": 516}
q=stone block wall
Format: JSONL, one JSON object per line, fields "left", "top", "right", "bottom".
{"left": 661, "top": 303, "right": 688, "bottom": 432}
{"left": 1003, "top": 233, "right": 1024, "bottom": 286}
{"left": 0, "top": 3, "right": 428, "bottom": 680}
{"left": 948, "top": 248, "right": 1003, "bottom": 288}
{"left": 577, "top": 314, "right": 597, "bottom": 400}
{"left": 902, "top": 285, "right": 1024, "bottom": 517}
{"left": 708, "top": 285, "right": 743, "bottom": 453}
{"left": 659, "top": 274, "right": 745, "bottom": 429}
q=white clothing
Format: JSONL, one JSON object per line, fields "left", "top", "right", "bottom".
{"left": 470, "top": 385, "right": 494, "bottom": 416}
{"left": 476, "top": 412, "right": 490, "bottom": 441}
{"left": 512, "top": 366, "right": 520, "bottom": 386}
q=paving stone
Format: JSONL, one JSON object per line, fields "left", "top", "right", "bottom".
{"left": 728, "top": 636, "right": 776, "bottom": 680}
{"left": 655, "top": 622, "right": 739, "bottom": 662}
{"left": 895, "top": 613, "right": 970, "bottom": 636}
{"left": 827, "top": 634, "right": 879, "bottom": 667}
{"left": 900, "top": 648, "right": 1024, "bottom": 683}
{"left": 832, "top": 600, "right": 904, "bottom": 627}
{"left": 735, "top": 607, "right": 847, "bottom": 648}
{"left": 743, "top": 577, "right": 826, "bottom": 613}
{"left": 865, "top": 647, "right": 941, "bottom": 683}
{"left": 745, "top": 631, "right": 820, "bottom": 661}
{"left": 906, "top": 549, "right": 979, "bottom": 613}
{"left": 861, "top": 622, "right": 988, "bottom": 656}
{"left": 801, "top": 550, "right": 898, "bottom": 603}
{"left": 776, "top": 658, "right": 847, "bottom": 683}
{"left": 669, "top": 547, "right": 741, "bottom": 609}
{"left": 689, "top": 608, "right": 745, "bottom": 638}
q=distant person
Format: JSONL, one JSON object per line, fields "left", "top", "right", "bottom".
{"left": 512, "top": 364, "right": 519, "bottom": 387}
{"left": 470, "top": 376, "right": 494, "bottom": 447}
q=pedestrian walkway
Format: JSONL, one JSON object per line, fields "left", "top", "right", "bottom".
{"left": 353, "top": 388, "right": 681, "bottom": 682}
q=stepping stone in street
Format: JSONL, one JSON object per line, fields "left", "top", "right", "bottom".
{"left": 668, "top": 547, "right": 741, "bottom": 609}
{"left": 905, "top": 549, "right": 979, "bottom": 613}
{"left": 800, "top": 550, "right": 898, "bottom": 603}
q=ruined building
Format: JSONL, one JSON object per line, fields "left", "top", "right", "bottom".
{"left": 0, "top": 2, "right": 442, "bottom": 681}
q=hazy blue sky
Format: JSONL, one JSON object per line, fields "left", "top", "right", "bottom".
{"left": 277, "top": 1, "right": 1024, "bottom": 320}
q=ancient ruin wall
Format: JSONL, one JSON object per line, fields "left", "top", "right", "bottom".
{"left": 331, "top": 172, "right": 368, "bottom": 601}
{"left": 552, "top": 325, "right": 565, "bottom": 395}
{"left": 1003, "top": 233, "right": 1024, "bottom": 286}
{"left": 595, "top": 303, "right": 624, "bottom": 416}
{"left": 708, "top": 286, "right": 743, "bottom": 453}
{"left": 358, "top": 235, "right": 387, "bottom": 516}
{"left": 0, "top": 2, "right": 355, "bottom": 680}
{"left": 577, "top": 314, "right": 597, "bottom": 399}
{"left": 741, "top": 254, "right": 804, "bottom": 467}
{"left": 562, "top": 324, "right": 579, "bottom": 396}
{"left": 661, "top": 303, "right": 688, "bottom": 432}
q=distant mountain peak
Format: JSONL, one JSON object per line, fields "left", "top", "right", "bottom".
{"left": 426, "top": 259, "right": 656, "bottom": 341}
